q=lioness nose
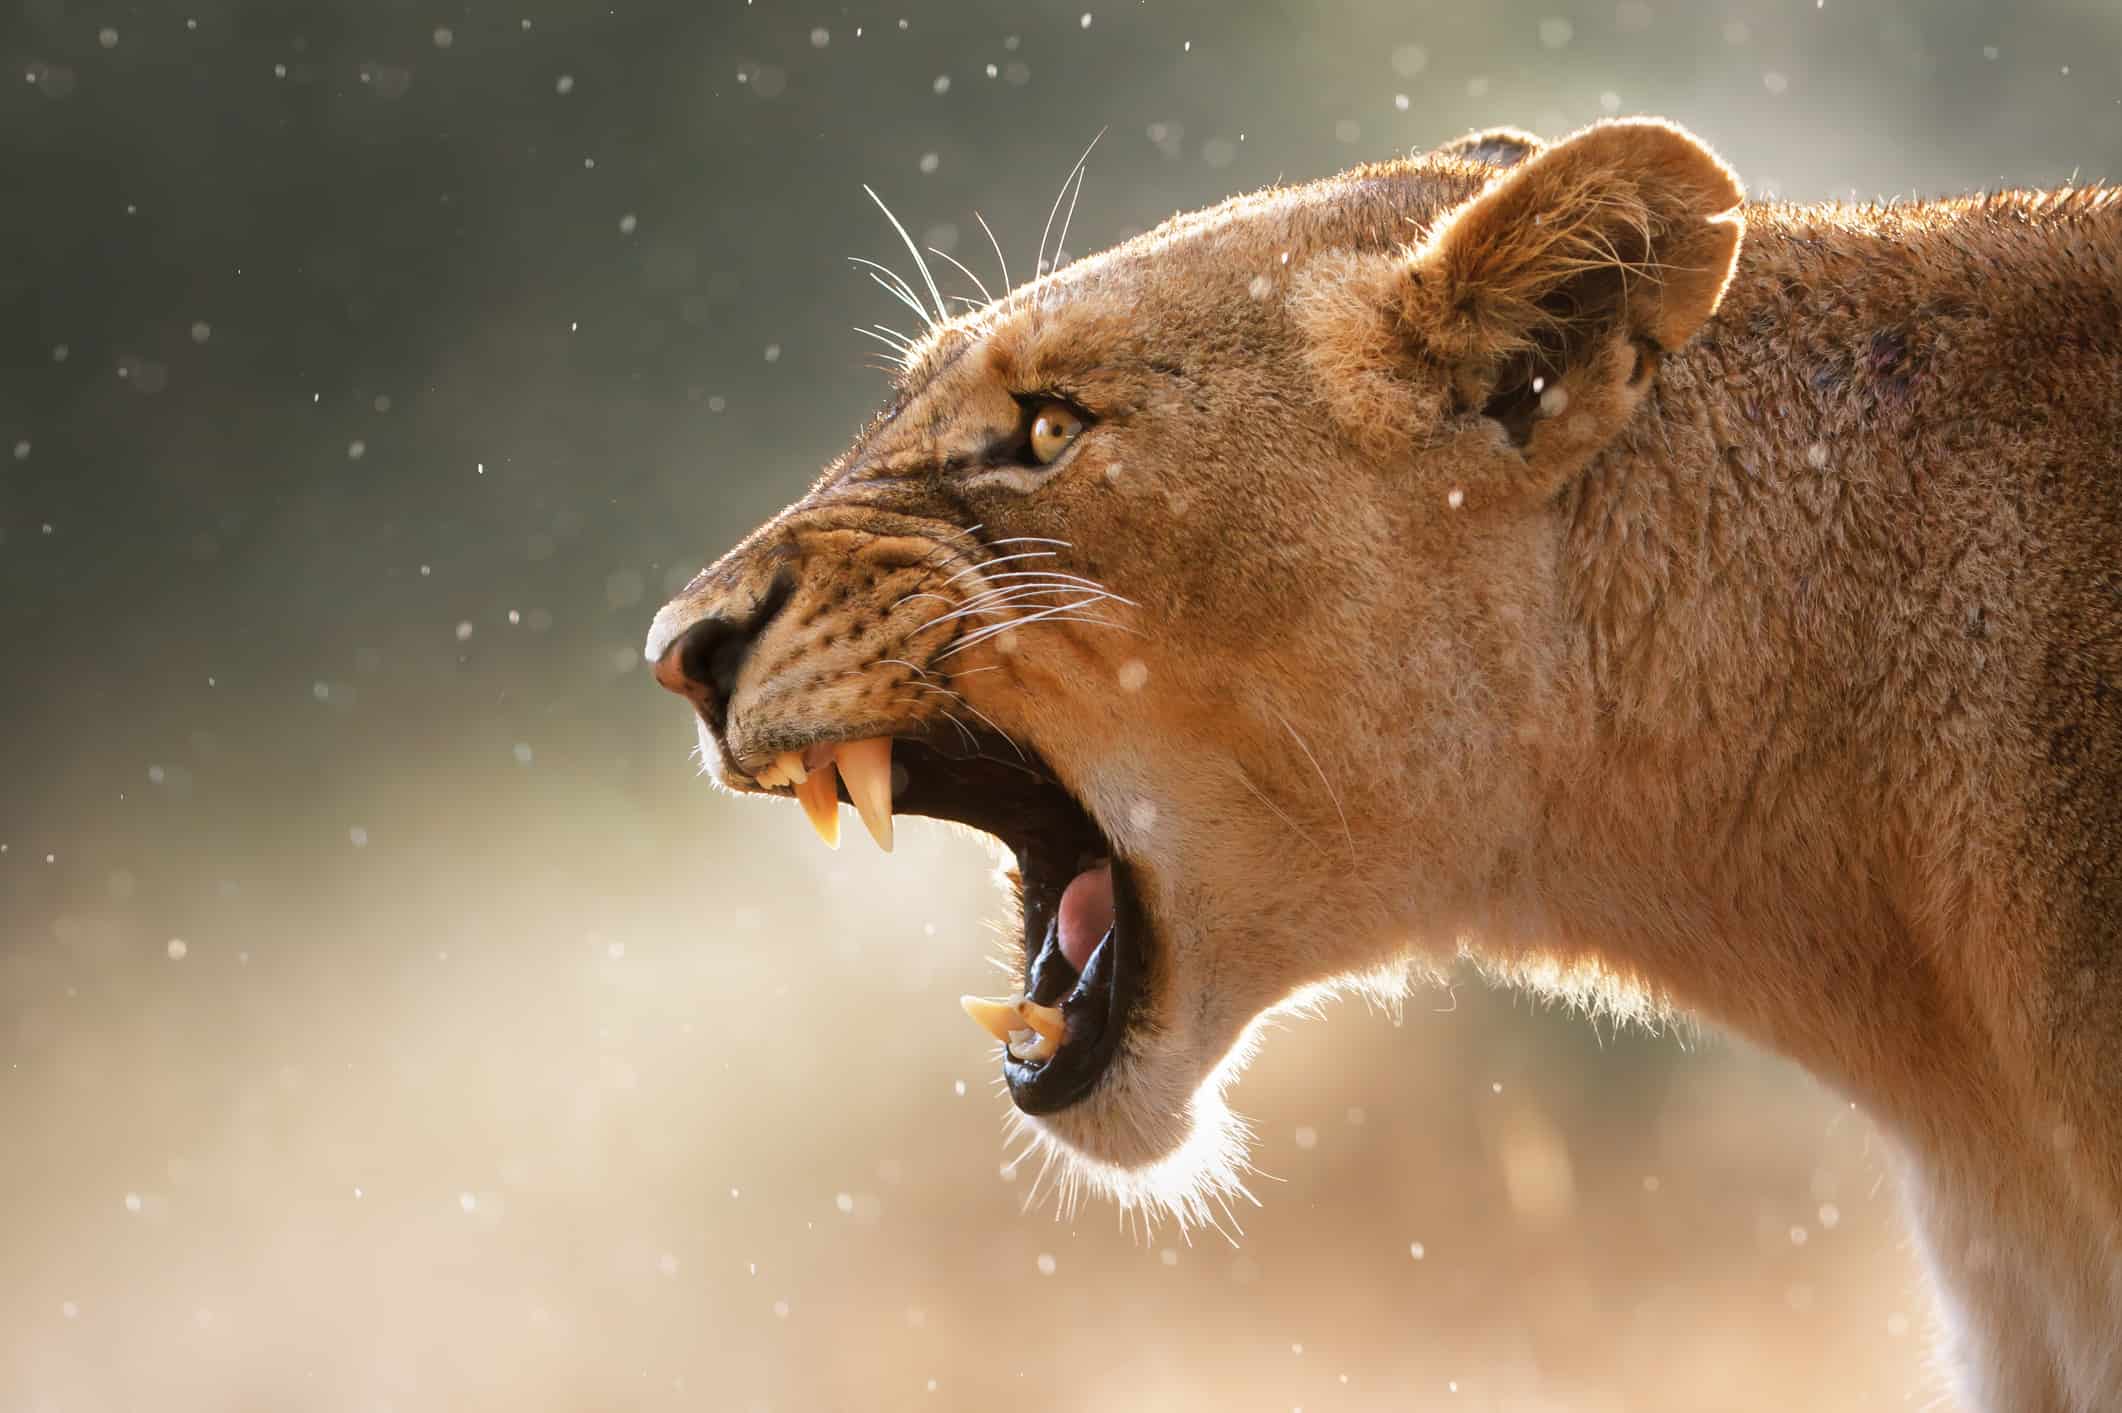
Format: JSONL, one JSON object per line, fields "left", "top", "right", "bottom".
{"left": 648, "top": 573, "right": 793, "bottom": 718}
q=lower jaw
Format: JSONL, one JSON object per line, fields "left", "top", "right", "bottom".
{"left": 1004, "top": 856, "right": 1147, "bottom": 1115}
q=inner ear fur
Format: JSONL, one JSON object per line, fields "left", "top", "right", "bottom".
{"left": 1402, "top": 118, "right": 1745, "bottom": 385}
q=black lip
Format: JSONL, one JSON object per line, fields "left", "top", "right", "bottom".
{"left": 1003, "top": 857, "right": 1144, "bottom": 1114}
{"left": 865, "top": 735, "right": 1144, "bottom": 1115}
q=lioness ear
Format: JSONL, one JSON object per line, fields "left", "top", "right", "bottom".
{"left": 1403, "top": 118, "right": 1743, "bottom": 471}
{"left": 1430, "top": 126, "right": 1543, "bottom": 169}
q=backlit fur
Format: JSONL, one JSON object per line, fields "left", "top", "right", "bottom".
{"left": 650, "top": 120, "right": 2122, "bottom": 1409}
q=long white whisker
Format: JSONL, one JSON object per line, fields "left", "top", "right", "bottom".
{"left": 937, "top": 602, "right": 1137, "bottom": 660}
{"left": 847, "top": 256, "right": 928, "bottom": 317}
{"left": 927, "top": 245, "right": 994, "bottom": 305}
{"left": 975, "top": 210, "right": 1011, "bottom": 305}
{"left": 1053, "top": 165, "right": 1086, "bottom": 270}
{"left": 1037, "top": 131, "right": 1105, "bottom": 279}
{"left": 945, "top": 697, "right": 1026, "bottom": 758}
{"left": 1268, "top": 704, "right": 1357, "bottom": 870}
{"left": 863, "top": 184, "right": 948, "bottom": 325}
{"left": 963, "top": 570, "right": 1132, "bottom": 599}
{"left": 1227, "top": 760, "right": 1327, "bottom": 861}
{"left": 853, "top": 326, "right": 914, "bottom": 360}
{"left": 940, "top": 550, "right": 1059, "bottom": 585}
{"left": 921, "top": 589, "right": 1110, "bottom": 632}
{"left": 856, "top": 266, "right": 935, "bottom": 329}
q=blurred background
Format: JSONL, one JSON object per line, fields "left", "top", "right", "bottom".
{"left": 5, "top": 1, "right": 2119, "bottom": 1408}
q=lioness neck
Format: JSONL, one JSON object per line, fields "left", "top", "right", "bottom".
{"left": 1522, "top": 192, "right": 2122, "bottom": 1406}
{"left": 1542, "top": 192, "right": 2122, "bottom": 1126}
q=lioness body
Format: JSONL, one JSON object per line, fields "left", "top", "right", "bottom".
{"left": 652, "top": 125, "right": 2122, "bottom": 1407}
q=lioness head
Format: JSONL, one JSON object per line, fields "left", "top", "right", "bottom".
{"left": 649, "top": 119, "right": 1743, "bottom": 1213}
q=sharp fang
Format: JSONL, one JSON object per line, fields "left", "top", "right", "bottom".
{"left": 794, "top": 758, "right": 841, "bottom": 849}
{"left": 1018, "top": 1001, "right": 1066, "bottom": 1046}
{"left": 835, "top": 737, "right": 895, "bottom": 852}
{"left": 961, "top": 994, "right": 1021, "bottom": 1045}
{"left": 1009, "top": 1028, "right": 1059, "bottom": 1063}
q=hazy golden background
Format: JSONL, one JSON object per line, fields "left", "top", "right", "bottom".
{"left": 6, "top": 1, "right": 2120, "bottom": 1408}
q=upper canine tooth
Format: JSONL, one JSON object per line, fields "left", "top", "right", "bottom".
{"left": 794, "top": 758, "right": 841, "bottom": 849}
{"left": 835, "top": 737, "right": 895, "bottom": 852}
{"left": 1018, "top": 1001, "right": 1066, "bottom": 1046}
{"left": 961, "top": 994, "right": 1021, "bottom": 1045}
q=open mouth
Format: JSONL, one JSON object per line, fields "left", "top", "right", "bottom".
{"left": 750, "top": 733, "right": 1145, "bottom": 1115}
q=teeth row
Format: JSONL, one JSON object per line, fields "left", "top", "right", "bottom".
{"left": 959, "top": 994, "right": 1067, "bottom": 1061}
{"left": 758, "top": 738, "right": 895, "bottom": 852}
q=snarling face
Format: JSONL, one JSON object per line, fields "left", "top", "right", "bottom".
{"left": 647, "top": 121, "right": 1743, "bottom": 1216}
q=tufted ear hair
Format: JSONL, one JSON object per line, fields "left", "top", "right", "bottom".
{"left": 1429, "top": 126, "right": 1544, "bottom": 169}
{"left": 1401, "top": 118, "right": 1744, "bottom": 460}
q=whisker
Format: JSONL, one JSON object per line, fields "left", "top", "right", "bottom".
{"left": 961, "top": 569, "right": 1131, "bottom": 599}
{"left": 1268, "top": 704, "right": 1357, "bottom": 870}
{"left": 927, "top": 244, "right": 995, "bottom": 305}
{"left": 863, "top": 183, "right": 949, "bottom": 325}
{"left": 1053, "top": 165, "right": 1085, "bottom": 270}
{"left": 1037, "top": 130, "right": 1105, "bottom": 279}
{"left": 940, "top": 550, "right": 1059, "bottom": 586}
{"left": 853, "top": 326, "right": 914, "bottom": 361}
{"left": 946, "top": 697, "right": 1027, "bottom": 759}
{"left": 856, "top": 267, "right": 936, "bottom": 330}
{"left": 847, "top": 256, "right": 928, "bottom": 316}
{"left": 975, "top": 210, "right": 1011, "bottom": 307}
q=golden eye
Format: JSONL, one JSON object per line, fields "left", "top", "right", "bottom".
{"left": 1027, "top": 402, "right": 1085, "bottom": 465}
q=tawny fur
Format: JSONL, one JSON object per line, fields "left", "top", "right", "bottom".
{"left": 650, "top": 120, "right": 2122, "bottom": 1410}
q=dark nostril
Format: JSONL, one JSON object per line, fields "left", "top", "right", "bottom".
{"left": 694, "top": 618, "right": 751, "bottom": 705}
{"left": 652, "top": 570, "right": 796, "bottom": 713}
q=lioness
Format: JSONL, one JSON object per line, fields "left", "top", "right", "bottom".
{"left": 648, "top": 119, "right": 2122, "bottom": 1409}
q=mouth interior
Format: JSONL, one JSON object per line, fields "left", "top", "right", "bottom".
{"left": 861, "top": 735, "right": 1141, "bottom": 1115}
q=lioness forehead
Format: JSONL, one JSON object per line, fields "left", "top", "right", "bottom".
{"left": 890, "top": 155, "right": 1490, "bottom": 395}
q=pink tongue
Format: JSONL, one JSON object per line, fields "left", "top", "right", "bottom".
{"left": 1056, "top": 861, "right": 1115, "bottom": 972}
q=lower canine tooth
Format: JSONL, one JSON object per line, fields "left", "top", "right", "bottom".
{"left": 794, "top": 759, "right": 841, "bottom": 849}
{"left": 835, "top": 737, "right": 895, "bottom": 852}
{"left": 1018, "top": 1001, "right": 1066, "bottom": 1046}
{"left": 961, "top": 994, "right": 1021, "bottom": 1045}
{"left": 1009, "top": 1029, "right": 1059, "bottom": 1063}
